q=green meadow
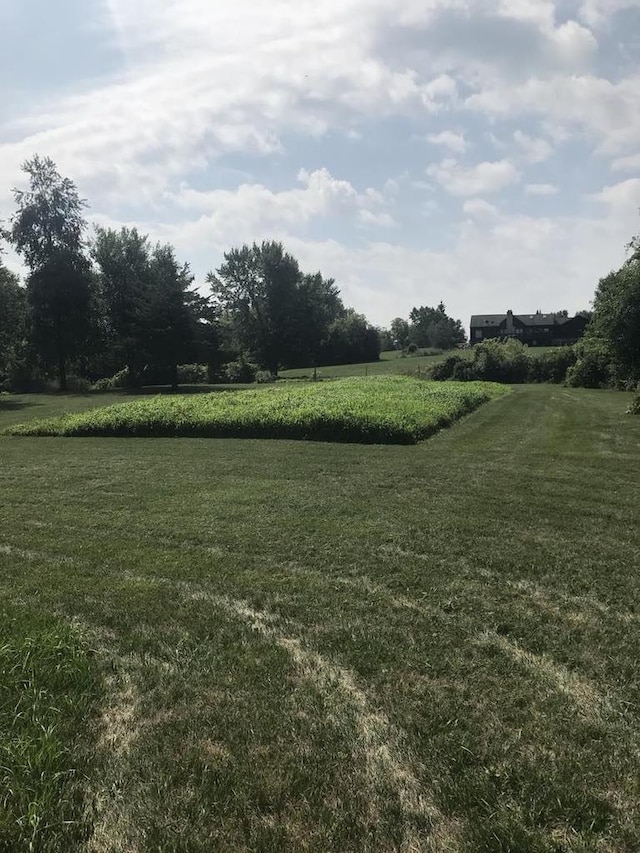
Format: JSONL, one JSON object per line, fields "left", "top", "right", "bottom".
{"left": 4, "top": 377, "right": 508, "bottom": 444}
{"left": 1, "top": 384, "right": 639, "bottom": 851}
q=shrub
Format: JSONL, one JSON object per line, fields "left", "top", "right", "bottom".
{"left": 529, "top": 347, "right": 577, "bottom": 383}
{"left": 177, "top": 363, "right": 208, "bottom": 384}
{"left": 223, "top": 358, "right": 258, "bottom": 384}
{"left": 566, "top": 339, "right": 615, "bottom": 388}
{"left": 62, "top": 375, "right": 92, "bottom": 394}
{"left": 92, "top": 368, "right": 131, "bottom": 391}
{"left": 255, "top": 370, "right": 275, "bottom": 384}
{"left": 627, "top": 394, "right": 640, "bottom": 414}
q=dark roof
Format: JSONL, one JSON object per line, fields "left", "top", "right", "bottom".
{"left": 470, "top": 312, "right": 581, "bottom": 328}
{"left": 470, "top": 314, "right": 506, "bottom": 326}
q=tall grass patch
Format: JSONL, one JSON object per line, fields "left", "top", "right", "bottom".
{"left": 5, "top": 376, "right": 509, "bottom": 444}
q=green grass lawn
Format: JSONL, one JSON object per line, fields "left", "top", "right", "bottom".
{"left": 279, "top": 347, "right": 562, "bottom": 380}
{"left": 1, "top": 385, "right": 639, "bottom": 851}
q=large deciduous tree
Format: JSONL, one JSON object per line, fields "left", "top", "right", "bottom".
{"left": 586, "top": 244, "right": 640, "bottom": 383}
{"left": 91, "top": 226, "right": 153, "bottom": 384}
{"left": 409, "top": 302, "right": 466, "bottom": 349}
{"left": 7, "top": 156, "right": 93, "bottom": 390}
{"left": 209, "top": 242, "right": 331, "bottom": 374}
{"left": 92, "top": 226, "right": 207, "bottom": 386}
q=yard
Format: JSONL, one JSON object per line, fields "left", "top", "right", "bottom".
{"left": 1, "top": 384, "right": 639, "bottom": 851}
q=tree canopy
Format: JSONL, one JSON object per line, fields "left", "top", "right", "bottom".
{"left": 7, "top": 157, "right": 93, "bottom": 390}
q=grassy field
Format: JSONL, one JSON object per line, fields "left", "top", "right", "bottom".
{"left": 4, "top": 378, "right": 508, "bottom": 444}
{"left": 279, "top": 347, "right": 562, "bottom": 380}
{"left": 1, "top": 385, "right": 639, "bottom": 851}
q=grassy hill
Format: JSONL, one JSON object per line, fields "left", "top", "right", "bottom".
{"left": 1, "top": 385, "right": 639, "bottom": 851}
{"left": 279, "top": 346, "right": 561, "bottom": 380}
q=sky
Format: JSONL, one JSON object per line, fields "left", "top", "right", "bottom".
{"left": 1, "top": 0, "right": 640, "bottom": 331}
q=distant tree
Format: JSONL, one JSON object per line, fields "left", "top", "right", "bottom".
{"left": 0, "top": 260, "right": 27, "bottom": 387}
{"left": 409, "top": 302, "right": 466, "bottom": 349}
{"left": 293, "top": 272, "right": 344, "bottom": 367}
{"left": 319, "top": 309, "right": 380, "bottom": 366}
{"left": 208, "top": 242, "right": 344, "bottom": 374}
{"left": 378, "top": 327, "right": 395, "bottom": 351}
{"left": 93, "top": 227, "right": 209, "bottom": 387}
{"left": 145, "top": 245, "right": 201, "bottom": 389}
{"left": 7, "top": 156, "right": 93, "bottom": 390}
{"left": 91, "top": 227, "right": 153, "bottom": 385}
{"left": 389, "top": 317, "right": 410, "bottom": 349}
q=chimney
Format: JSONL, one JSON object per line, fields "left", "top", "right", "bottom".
{"left": 506, "top": 309, "right": 514, "bottom": 335}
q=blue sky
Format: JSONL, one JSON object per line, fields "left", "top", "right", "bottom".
{"left": 1, "top": 0, "right": 639, "bottom": 329}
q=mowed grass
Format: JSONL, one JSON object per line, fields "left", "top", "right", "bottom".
{"left": 1, "top": 385, "right": 639, "bottom": 851}
{"left": 279, "top": 347, "right": 563, "bottom": 380}
{"left": 4, "top": 377, "right": 509, "bottom": 444}
{"left": 279, "top": 349, "right": 452, "bottom": 379}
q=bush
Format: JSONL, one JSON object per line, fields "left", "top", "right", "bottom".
{"left": 255, "top": 370, "right": 275, "bottom": 384}
{"left": 627, "top": 394, "right": 640, "bottom": 414}
{"left": 62, "top": 375, "right": 92, "bottom": 394}
{"left": 223, "top": 358, "right": 258, "bottom": 384}
{"left": 528, "top": 347, "right": 577, "bottom": 383}
{"left": 432, "top": 341, "right": 579, "bottom": 385}
{"left": 92, "top": 368, "right": 131, "bottom": 391}
{"left": 565, "top": 339, "right": 615, "bottom": 389}
{"left": 177, "top": 363, "right": 208, "bottom": 384}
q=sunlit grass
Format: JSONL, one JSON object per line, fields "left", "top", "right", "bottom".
{"left": 4, "top": 377, "right": 509, "bottom": 444}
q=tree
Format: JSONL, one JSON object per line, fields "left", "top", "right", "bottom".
{"left": 586, "top": 259, "right": 640, "bottom": 383}
{"left": 7, "top": 156, "right": 93, "bottom": 390}
{"left": 91, "top": 226, "right": 153, "bottom": 385}
{"left": 389, "top": 318, "right": 410, "bottom": 349}
{"left": 0, "top": 260, "right": 27, "bottom": 388}
{"left": 145, "top": 245, "right": 201, "bottom": 389}
{"left": 209, "top": 241, "right": 339, "bottom": 375}
{"left": 320, "top": 309, "right": 380, "bottom": 366}
{"left": 92, "top": 227, "right": 208, "bottom": 387}
{"left": 408, "top": 303, "right": 466, "bottom": 349}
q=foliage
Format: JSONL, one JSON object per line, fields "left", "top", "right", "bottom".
{"left": 583, "top": 257, "right": 640, "bottom": 385}
{"left": 222, "top": 357, "right": 258, "bottom": 384}
{"left": 7, "top": 157, "right": 93, "bottom": 390}
{"left": 565, "top": 338, "right": 616, "bottom": 389}
{"left": 209, "top": 242, "right": 378, "bottom": 373}
{"left": 0, "top": 261, "right": 27, "bottom": 389}
{"left": 177, "top": 363, "right": 208, "bottom": 384}
{"left": 319, "top": 309, "right": 380, "bottom": 366}
{"left": 432, "top": 339, "right": 577, "bottom": 384}
{"left": 92, "top": 227, "right": 207, "bottom": 387}
{"left": 6, "top": 376, "right": 509, "bottom": 444}
{"left": 409, "top": 302, "right": 466, "bottom": 349}
{"left": 92, "top": 367, "right": 131, "bottom": 391}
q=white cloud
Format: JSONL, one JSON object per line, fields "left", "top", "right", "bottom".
{"left": 466, "top": 75, "right": 640, "bottom": 157}
{"left": 463, "top": 198, "right": 499, "bottom": 217}
{"left": 611, "top": 153, "right": 640, "bottom": 173}
{"left": 427, "top": 158, "right": 520, "bottom": 196}
{"left": 525, "top": 183, "right": 559, "bottom": 196}
{"left": 577, "top": 0, "right": 637, "bottom": 28}
{"left": 426, "top": 130, "right": 466, "bottom": 153}
{"left": 166, "top": 168, "right": 390, "bottom": 243}
{"left": 590, "top": 178, "right": 640, "bottom": 215}
{"left": 513, "top": 130, "right": 553, "bottom": 163}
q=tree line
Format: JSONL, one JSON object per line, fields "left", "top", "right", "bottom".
{"left": 0, "top": 157, "right": 392, "bottom": 391}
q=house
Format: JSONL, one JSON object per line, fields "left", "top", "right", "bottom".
{"left": 469, "top": 310, "right": 588, "bottom": 347}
